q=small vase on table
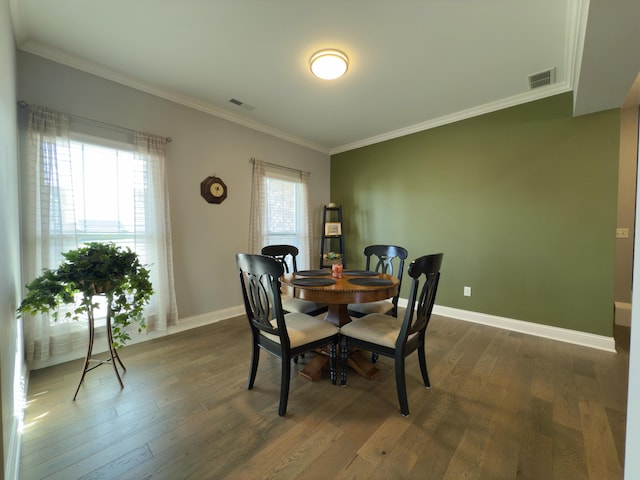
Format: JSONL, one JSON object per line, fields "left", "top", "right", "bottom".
{"left": 331, "top": 263, "right": 343, "bottom": 278}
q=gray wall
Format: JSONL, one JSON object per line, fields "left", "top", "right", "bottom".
{"left": 0, "top": 0, "right": 22, "bottom": 477}
{"left": 17, "top": 51, "right": 331, "bottom": 321}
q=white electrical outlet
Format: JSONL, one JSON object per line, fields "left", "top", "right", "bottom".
{"left": 616, "top": 228, "right": 629, "bottom": 239}
{"left": 464, "top": 286, "right": 471, "bottom": 297}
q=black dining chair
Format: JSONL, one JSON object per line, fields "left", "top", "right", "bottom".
{"left": 236, "top": 253, "right": 339, "bottom": 416}
{"left": 261, "top": 244, "right": 328, "bottom": 317}
{"left": 340, "top": 253, "right": 443, "bottom": 416}
{"left": 347, "top": 244, "right": 408, "bottom": 318}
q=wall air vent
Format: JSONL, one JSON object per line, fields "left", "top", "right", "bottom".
{"left": 528, "top": 68, "right": 556, "bottom": 90}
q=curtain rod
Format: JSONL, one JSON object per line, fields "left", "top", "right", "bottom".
{"left": 17, "top": 100, "right": 172, "bottom": 143}
{"left": 250, "top": 157, "right": 309, "bottom": 176}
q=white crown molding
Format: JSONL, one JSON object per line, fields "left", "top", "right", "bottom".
{"left": 330, "top": 82, "right": 572, "bottom": 155}
{"left": 566, "top": 0, "right": 589, "bottom": 92}
{"left": 17, "top": 40, "right": 574, "bottom": 157}
{"left": 17, "top": 41, "right": 332, "bottom": 155}
{"left": 8, "top": 0, "right": 27, "bottom": 45}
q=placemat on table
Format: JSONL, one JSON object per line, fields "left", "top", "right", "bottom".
{"left": 347, "top": 278, "right": 393, "bottom": 286}
{"left": 295, "top": 269, "right": 330, "bottom": 276}
{"left": 343, "top": 270, "right": 378, "bottom": 276}
{"left": 291, "top": 278, "right": 336, "bottom": 286}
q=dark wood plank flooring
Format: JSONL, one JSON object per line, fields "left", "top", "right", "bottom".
{"left": 20, "top": 314, "right": 629, "bottom": 479}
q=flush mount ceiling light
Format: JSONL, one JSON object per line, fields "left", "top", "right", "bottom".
{"left": 309, "top": 49, "right": 349, "bottom": 80}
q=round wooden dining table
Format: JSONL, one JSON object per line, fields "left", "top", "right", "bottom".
{"left": 281, "top": 269, "right": 400, "bottom": 381}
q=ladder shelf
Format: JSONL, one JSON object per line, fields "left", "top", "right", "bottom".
{"left": 320, "top": 205, "right": 345, "bottom": 268}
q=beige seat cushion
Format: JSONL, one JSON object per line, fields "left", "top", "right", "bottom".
{"left": 347, "top": 300, "right": 393, "bottom": 316}
{"left": 340, "top": 313, "right": 406, "bottom": 349}
{"left": 260, "top": 312, "right": 339, "bottom": 348}
{"left": 282, "top": 294, "right": 327, "bottom": 315}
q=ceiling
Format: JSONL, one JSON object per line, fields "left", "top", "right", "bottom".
{"left": 9, "top": 0, "right": 640, "bottom": 155}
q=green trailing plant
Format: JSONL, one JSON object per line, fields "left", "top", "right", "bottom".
{"left": 323, "top": 251, "right": 343, "bottom": 264}
{"left": 17, "top": 242, "right": 153, "bottom": 348}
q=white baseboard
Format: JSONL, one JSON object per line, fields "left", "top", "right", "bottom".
{"left": 172, "top": 303, "right": 617, "bottom": 353}
{"left": 416, "top": 302, "right": 615, "bottom": 352}
{"left": 162, "top": 305, "right": 246, "bottom": 335}
{"left": 614, "top": 302, "right": 632, "bottom": 327}
{"left": 6, "top": 415, "right": 21, "bottom": 480}
{"left": 105, "top": 305, "right": 246, "bottom": 347}
{"left": 7, "top": 362, "right": 27, "bottom": 480}
{"left": 28, "top": 305, "right": 246, "bottom": 370}
{"left": 30, "top": 301, "right": 618, "bottom": 372}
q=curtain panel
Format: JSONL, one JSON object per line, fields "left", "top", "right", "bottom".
{"left": 248, "top": 158, "right": 313, "bottom": 269}
{"left": 132, "top": 132, "right": 178, "bottom": 333}
{"left": 20, "top": 105, "right": 177, "bottom": 368}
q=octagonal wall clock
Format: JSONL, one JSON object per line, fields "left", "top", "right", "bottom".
{"left": 200, "top": 176, "right": 228, "bottom": 204}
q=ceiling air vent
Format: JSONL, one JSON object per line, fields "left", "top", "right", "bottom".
{"left": 229, "top": 98, "right": 255, "bottom": 111}
{"left": 528, "top": 68, "right": 556, "bottom": 90}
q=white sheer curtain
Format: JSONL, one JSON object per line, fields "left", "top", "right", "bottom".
{"left": 133, "top": 132, "right": 178, "bottom": 333}
{"left": 21, "top": 106, "right": 178, "bottom": 367}
{"left": 248, "top": 159, "right": 313, "bottom": 268}
{"left": 21, "top": 106, "right": 83, "bottom": 362}
{"left": 249, "top": 159, "right": 266, "bottom": 254}
{"left": 299, "top": 170, "right": 313, "bottom": 269}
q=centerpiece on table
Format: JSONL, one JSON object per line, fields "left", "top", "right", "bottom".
{"left": 323, "top": 251, "right": 343, "bottom": 265}
{"left": 322, "top": 251, "right": 343, "bottom": 277}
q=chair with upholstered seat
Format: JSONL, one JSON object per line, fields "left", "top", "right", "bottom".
{"left": 261, "top": 244, "right": 328, "bottom": 316}
{"left": 236, "top": 253, "right": 339, "bottom": 416}
{"left": 340, "top": 253, "right": 443, "bottom": 416}
{"left": 347, "top": 245, "right": 408, "bottom": 318}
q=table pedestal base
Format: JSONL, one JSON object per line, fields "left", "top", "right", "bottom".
{"left": 348, "top": 352, "right": 381, "bottom": 379}
{"left": 298, "top": 350, "right": 379, "bottom": 382}
{"left": 324, "top": 303, "right": 351, "bottom": 327}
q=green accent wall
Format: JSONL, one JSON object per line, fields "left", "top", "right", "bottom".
{"left": 331, "top": 93, "right": 620, "bottom": 336}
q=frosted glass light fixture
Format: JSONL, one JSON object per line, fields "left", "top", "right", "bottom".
{"left": 309, "top": 49, "right": 349, "bottom": 80}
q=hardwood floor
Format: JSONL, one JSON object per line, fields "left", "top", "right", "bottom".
{"left": 20, "top": 314, "right": 629, "bottom": 479}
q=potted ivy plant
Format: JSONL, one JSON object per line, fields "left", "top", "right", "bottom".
{"left": 323, "top": 251, "right": 343, "bottom": 265}
{"left": 17, "top": 242, "right": 153, "bottom": 349}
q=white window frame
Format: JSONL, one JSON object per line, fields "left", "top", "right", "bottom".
{"left": 263, "top": 167, "right": 311, "bottom": 270}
